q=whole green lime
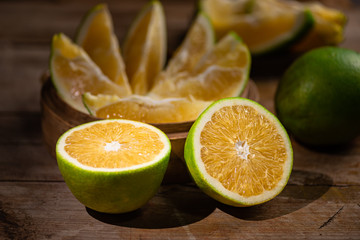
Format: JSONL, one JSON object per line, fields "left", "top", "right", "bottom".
{"left": 275, "top": 46, "right": 360, "bottom": 146}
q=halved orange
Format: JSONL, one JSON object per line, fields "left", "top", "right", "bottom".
{"left": 56, "top": 119, "right": 171, "bottom": 213}
{"left": 184, "top": 97, "right": 293, "bottom": 206}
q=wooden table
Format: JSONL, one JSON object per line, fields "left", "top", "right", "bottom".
{"left": 1, "top": 0, "right": 359, "bottom": 239}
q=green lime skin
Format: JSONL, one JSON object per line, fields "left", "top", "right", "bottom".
{"left": 57, "top": 153, "right": 169, "bottom": 214}
{"left": 275, "top": 46, "right": 360, "bottom": 146}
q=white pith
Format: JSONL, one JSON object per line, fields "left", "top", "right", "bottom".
{"left": 104, "top": 141, "right": 122, "bottom": 152}
{"left": 193, "top": 98, "right": 293, "bottom": 205}
{"left": 57, "top": 119, "right": 170, "bottom": 172}
{"left": 235, "top": 140, "right": 251, "bottom": 161}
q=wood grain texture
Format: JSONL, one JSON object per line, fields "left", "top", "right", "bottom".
{"left": 0, "top": 183, "right": 359, "bottom": 240}
{"left": 0, "top": 0, "right": 359, "bottom": 239}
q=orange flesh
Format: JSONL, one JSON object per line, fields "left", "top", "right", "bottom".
{"left": 165, "top": 15, "right": 212, "bottom": 76}
{"left": 150, "top": 34, "right": 249, "bottom": 101}
{"left": 200, "top": 105, "right": 287, "bottom": 197}
{"left": 95, "top": 99, "right": 210, "bottom": 123}
{"left": 123, "top": 4, "right": 165, "bottom": 95}
{"left": 64, "top": 122, "right": 163, "bottom": 168}
{"left": 80, "top": 9, "right": 118, "bottom": 81}
{"left": 216, "top": 16, "right": 296, "bottom": 49}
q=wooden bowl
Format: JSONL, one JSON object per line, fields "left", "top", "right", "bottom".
{"left": 41, "top": 78, "right": 260, "bottom": 183}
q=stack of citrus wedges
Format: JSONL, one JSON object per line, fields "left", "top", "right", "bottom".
{"left": 50, "top": 1, "right": 251, "bottom": 124}
{"left": 200, "top": 0, "right": 347, "bottom": 55}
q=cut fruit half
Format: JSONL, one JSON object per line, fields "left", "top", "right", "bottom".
{"left": 83, "top": 93, "right": 212, "bottom": 124}
{"left": 56, "top": 119, "right": 171, "bottom": 213}
{"left": 149, "top": 32, "right": 250, "bottom": 101}
{"left": 184, "top": 97, "right": 293, "bottom": 206}
{"left": 50, "top": 33, "right": 130, "bottom": 113}
{"left": 122, "top": 0, "right": 167, "bottom": 95}
{"left": 201, "top": 0, "right": 314, "bottom": 55}
{"left": 75, "top": 4, "right": 131, "bottom": 94}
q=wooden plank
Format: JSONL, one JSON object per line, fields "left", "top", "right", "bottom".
{"left": 0, "top": 112, "right": 42, "bottom": 144}
{"left": 0, "top": 182, "right": 359, "bottom": 239}
{"left": 0, "top": 144, "right": 62, "bottom": 182}
{"left": 0, "top": 44, "right": 48, "bottom": 112}
{"left": 0, "top": 0, "right": 195, "bottom": 53}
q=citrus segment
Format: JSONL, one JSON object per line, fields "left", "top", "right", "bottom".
{"left": 290, "top": 2, "right": 347, "bottom": 52}
{"left": 160, "top": 12, "right": 214, "bottom": 77}
{"left": 75, "top": 4, "right": 131, "bottom": 94}
{"left": 56, "top": 119, "right": 171, "bottom": 213}
{"left": 83, "top": 93, "right": 212, "bottom": 123}
{"left": 50, "top": 33, "right": 130, "bottom": 113}
{"left": 199, "top": 0, "right": 255, "bottom": 17}
{"left": 184, "top": 97, "right": 293, "bottom": 206}
{"left": 201, "top": 0, "right": 314, "bottom": 54}
{"left": 149, "top": 32, "right": 250, "bottom": 101}
{"left": 122, "top": 0, "right": 167, "bottom": 95}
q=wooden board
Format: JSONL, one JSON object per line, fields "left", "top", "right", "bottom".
{"left": 0, "top": 0, "right": 359, "bottom": 239}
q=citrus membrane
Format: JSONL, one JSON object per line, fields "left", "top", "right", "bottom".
{"left": 184, "top": 97, "right": 293, "bottom": 206}
{"left": 122, "top": 0, "right": 167, "bottom": 95}
{"left": 159, "top": 12, "right": 214, "bottom": 78}
{"left": 82, "top": 92, "right": 212, "bottom": 123}
{"left": 149, "top": 31, "right": 250, "bottom": 101}
{"left": 75, "top": 4, "right": 131, "bottom": 94}
{"left": 50, "top": 33, "right": 130, "bottom": 113}
{"left": 56, "top": 119, "right": 171, "bottom": 213}
{"left": 201, "top": 0, "right": 314, "bottom": 54}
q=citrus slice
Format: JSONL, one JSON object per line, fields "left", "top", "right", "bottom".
{"left": 50, "top": 33, "right": 130, "bottom": 113}
{"left": 199, "top": 0, "right": 256, "bottom": 19}
{"left": 201, "top": 0, "right": 314, "bottom": 54}
{"left": 149, "top": 32, "right": 250, "bottom": 101}
{"left": 290, "top": 2, "right": 347, "bottom": 52}
{"left": 184, "top": 97, "right": 293, "bottom": 206}
{"left": 56, "top": 119, "right": 171, "bottom": 213}
{"left": 122, "top": 0, "right": 167, "bottom": 95}
{"left": 75, "top": 4, "right": 131, "bottom": 94}
{"left": 160, "top": 12, "right": 214, "bottom": 78}
{"left": 83, "top": 93, "right": 212, "bottom": 123}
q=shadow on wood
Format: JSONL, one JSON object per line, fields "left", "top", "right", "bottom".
{"left": 218, "top": 170, "right": 333, "bottom": 220}
{"left": 86, "top": 184, "right": 216, "bottom": 229}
